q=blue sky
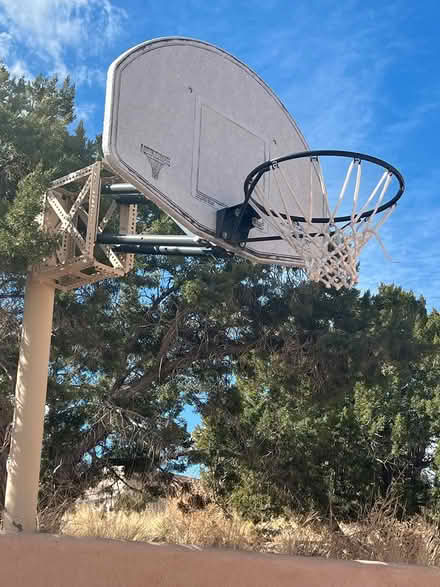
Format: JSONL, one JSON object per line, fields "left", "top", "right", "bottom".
{"left": 1, "top": 0, "right": 438, "bottom": 308}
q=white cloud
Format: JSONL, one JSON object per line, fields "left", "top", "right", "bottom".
{"left": 8, "top": 59, "right": 33, "bottom": 79}
{"left": 380, "top": 99, "right": 440, "bottom": 149}
{"left": 237, "top": 3, "right": 411, "bottom": 156}
{"left": 72, "top": 65, "right": 107, "bottom": 88}
{"left": 75, "top": 101, "right": 97, "bottom": 122}
{"left": 0, "top": 30, "right": 11, "bottom": 59}
{"left": 279, "top": 43, "right": 390, "bottom": 151}
{"left": 0, "top": 0, "right": 126, "bottom": 84}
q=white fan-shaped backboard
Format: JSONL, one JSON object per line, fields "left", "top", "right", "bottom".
{"left": 103, "top": 37, "right": 327, "bottom": 266}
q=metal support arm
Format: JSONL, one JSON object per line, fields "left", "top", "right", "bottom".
{"left": 112, "top": 244, "right": 229, "bottom": 257}
{"left": 96, "top": 234, "right": 206, "bottom": 247}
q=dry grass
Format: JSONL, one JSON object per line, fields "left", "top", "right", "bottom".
{"left": 257, "top": 512, "right": 440, "bottom": 566}
{"left": 61, "top": 497, "right": 440, "bottom": 567}
{"left": 62, "top": 499, "right": 258, "bottom": 550}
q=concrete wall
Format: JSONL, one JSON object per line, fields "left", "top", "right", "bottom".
{"left": 1, "top": 534, "right": 440, "bottom": 587}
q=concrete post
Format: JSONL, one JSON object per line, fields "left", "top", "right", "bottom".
{"left": 3, "top": 274, "right": 55, "bottom": 533}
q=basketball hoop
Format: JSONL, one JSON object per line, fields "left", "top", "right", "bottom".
{"left": 239, "top": 150, "right": 405, "bottom": 289}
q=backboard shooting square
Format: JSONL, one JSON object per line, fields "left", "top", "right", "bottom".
{"left": 195, "top": 103, "right": 267, "bottom": 212}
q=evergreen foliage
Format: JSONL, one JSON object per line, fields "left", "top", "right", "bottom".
{"left": 0, "top": 66, "right": 97, "bottom": 270}
{"left": 194, "top": 285, "right": 440, "bottom": 522}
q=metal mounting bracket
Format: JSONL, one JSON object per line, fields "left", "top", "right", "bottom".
{"left": 216, "top": 204, "right": 260, "bottom": 244}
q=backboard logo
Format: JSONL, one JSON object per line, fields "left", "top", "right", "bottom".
{"left": 140, "top": 144, "right": 171, "bottom": 180}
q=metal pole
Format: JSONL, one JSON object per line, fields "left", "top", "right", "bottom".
{"left": 96, "top": 233, "right": 204, "bottom": 246}
{"left": 101, "top": 194, "right": 146, "bottom": 205}
{"left": 101, "top": 183, "right": 139, "bottom": 194}
{"left": 111, "top": 244, "right": 224, "bottom": 256}
{"left": 3, "top": 274, "right": 55, "bottom": 533}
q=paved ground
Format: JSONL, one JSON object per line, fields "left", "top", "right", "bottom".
{"left": 1, "top": 533, "right": 440, "bottom": 586}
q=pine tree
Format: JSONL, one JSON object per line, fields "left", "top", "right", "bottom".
{"left": 194, "top": 285, "right": 440, "bottom": 521}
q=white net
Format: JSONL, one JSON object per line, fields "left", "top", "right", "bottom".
{"left": 250, "top": 157, "right": 397, "bottom": 290}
